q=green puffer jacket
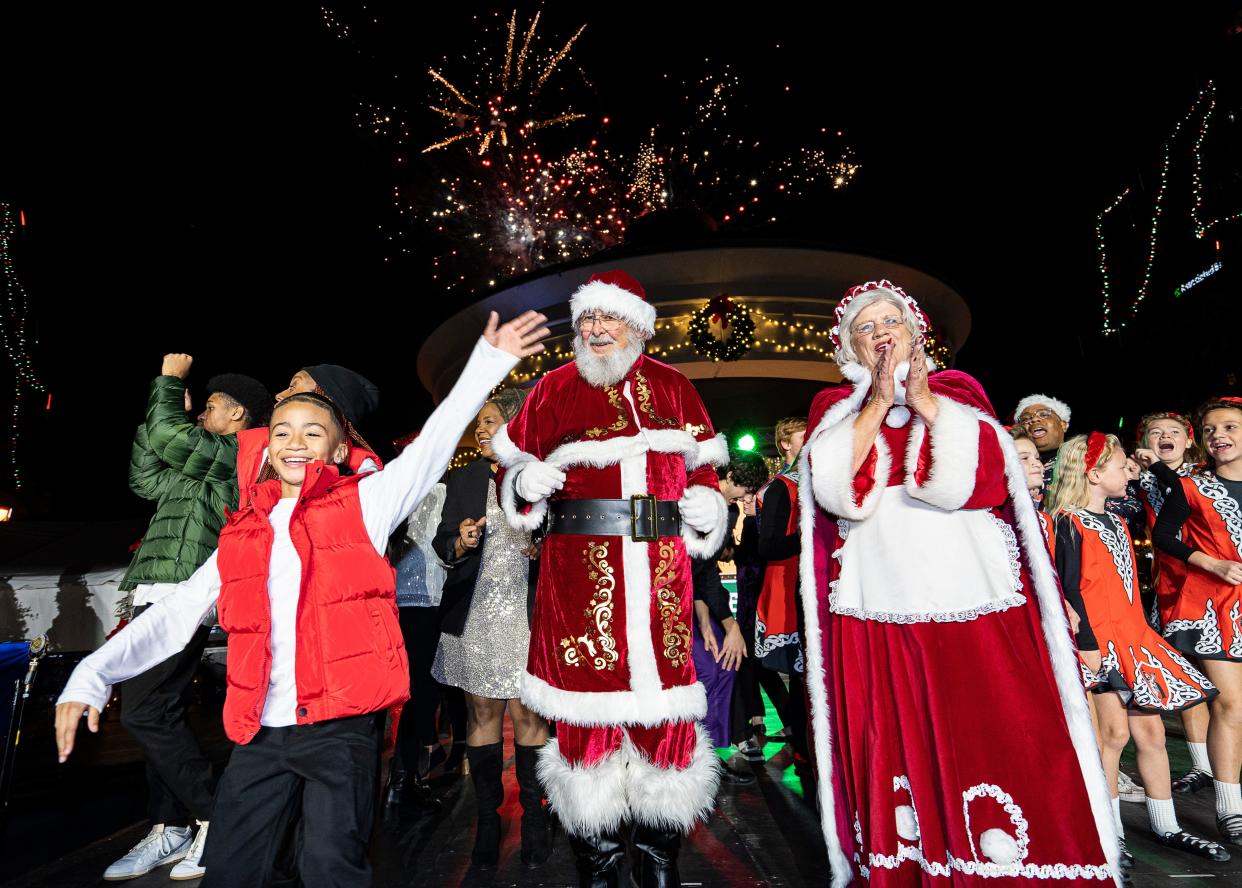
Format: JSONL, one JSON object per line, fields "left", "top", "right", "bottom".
{"left": 118, "top": 376, "right": 240, "bottom": 610}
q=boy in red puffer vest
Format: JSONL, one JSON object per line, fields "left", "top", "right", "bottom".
{"left": 55, "top": 311, "right": 547, "bottom": 887}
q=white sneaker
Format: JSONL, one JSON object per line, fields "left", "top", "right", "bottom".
{"left": 103, "top": 823, "right": 193, "bottom": 881}
{"left": 169, "top": 821, "right": 209, "bottom": 880}
{"left": 1118, "top": 771, "right": 1146, "bottom": 804}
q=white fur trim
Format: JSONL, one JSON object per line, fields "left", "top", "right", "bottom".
{"left": 796, "top": 440, "right": 855, "bottom": 886}
{"left": 620, "top": 448, "right": 663, "bottom": 708}
{"left": 681, "top": 485, "right": 728, "bottom": 558}
{"left": 493, "top": 422, "right": 548, "bottom": 531}
{"left": 1014, "top": 394, "right": 1071, "bottom": 427}
{"left": 571, "top": 279, "right": 657, "bottom": 337}
{"left": 537, "top": 737, "right": 631, "bottom": 837}
{"left": 902, "top": 399, "right": 982, "bottom": 511}
{"left": 520, "top": 671, "right": 708, "bottom": 726}
{"left": 809, "top": 415, "right": 891, "bottom": 522}
{"left": 626, "top": 723, "right": 721, "bottom": 831}
{"left": 797, "top": 390, "right": 1122, "bottom": 888}
{"left": 690, "top": 432, "right": 729, "bottom": 471}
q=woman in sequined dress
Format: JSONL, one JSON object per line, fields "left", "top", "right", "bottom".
{"left": 432, "top": 388, "right": 549, "bottom": 867}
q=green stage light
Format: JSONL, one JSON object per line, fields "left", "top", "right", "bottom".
{"left": 736, "top": 433, "right": 757, "bottom": 452}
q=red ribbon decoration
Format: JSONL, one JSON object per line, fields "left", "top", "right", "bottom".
{"left": 1084, "top": 431, "right": 1108, "bottom": 474}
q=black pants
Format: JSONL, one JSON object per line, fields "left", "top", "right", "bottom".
{"left": 730, "top": 620, "right": 791, "bottom": 743}
{"left": 120, "top": 605, "right": 215, "bottom": 825}
{"left": 201, "top": 714, "right": 380, "bottom": 888}
{"left": 396, "top": 606, "right": 465, "bottom": 765}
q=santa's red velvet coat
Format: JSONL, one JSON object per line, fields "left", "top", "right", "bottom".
{"left": 799, "top": 363, "right": 1121, "bottom": 887}
{"left": 493, "top": 353, "right": 728, "bottom": 725}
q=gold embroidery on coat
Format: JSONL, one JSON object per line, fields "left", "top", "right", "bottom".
{"left": 583, "top": 386, "right": 630, "bottom": 439}
{"left": 653, "top": 541, "right": 692, "bottom": 667}
{"left": 634, "top": 371, "right": 680, "bottom": 428}
{"left": 561, "top": 541, "right": 619, "bottom": 670}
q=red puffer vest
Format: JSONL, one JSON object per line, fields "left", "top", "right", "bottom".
{"left": 215, "top": 460, "right": 409, "bottom": 744}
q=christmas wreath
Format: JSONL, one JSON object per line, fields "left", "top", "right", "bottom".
{"left": 688, "top": 295, "right": 755, "bottom": 362}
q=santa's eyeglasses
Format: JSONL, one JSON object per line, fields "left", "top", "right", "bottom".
{"left": 578, "top": 314, "right": 625, "bottom": 332}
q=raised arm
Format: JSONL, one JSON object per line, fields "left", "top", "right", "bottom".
{"left": 128, "top": 423, "right": 176, "bottom": 501}
{"left": 358, "top": 312, "right": 547, "bottom": 549}
{"left": 144, "top": 357, "right": 238, "bottom": 475}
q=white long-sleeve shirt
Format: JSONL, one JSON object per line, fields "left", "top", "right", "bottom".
{"left": 59, "top": 338, "right": 517, "bottom": 724}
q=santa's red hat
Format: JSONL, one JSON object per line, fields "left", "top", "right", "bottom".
{"left": 569, "top": 270, "right": 657, "bottom": 338}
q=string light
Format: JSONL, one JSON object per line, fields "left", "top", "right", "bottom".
{"left": 1097, "top": 80, "right": 1240, "bottom": 333}
{"left": 0, "top": 204, "right": 48, "bottom": 489}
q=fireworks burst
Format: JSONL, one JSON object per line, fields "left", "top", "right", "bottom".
{"left": 423, "top": 10, "right": 589, "bottom": 156}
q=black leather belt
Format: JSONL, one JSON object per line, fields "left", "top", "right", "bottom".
{"left": 545, "top": 496, "right": 682, "bottom": 542}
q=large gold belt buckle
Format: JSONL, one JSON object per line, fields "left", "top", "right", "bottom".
{"left": 630, "top": 494, "right": 659, "bottom": 542}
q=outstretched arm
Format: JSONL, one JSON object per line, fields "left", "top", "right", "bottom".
{"left": 358, "top": 311, "right": 548, "bottom": 549}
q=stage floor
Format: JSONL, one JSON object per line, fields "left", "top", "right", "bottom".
{"left": 3, "top": 689, "right": 1239, "bottom": 886}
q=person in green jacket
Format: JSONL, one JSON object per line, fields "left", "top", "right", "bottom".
{"left": 106, "top": 353, "right": 271, "bottom": 883}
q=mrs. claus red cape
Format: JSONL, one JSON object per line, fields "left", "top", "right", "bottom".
{"left": 797, "top": 363, "right": 1120, "bottom": 886}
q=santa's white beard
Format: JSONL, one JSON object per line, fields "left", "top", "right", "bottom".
{"left": 573, "top": 334, "right": 644, "bottom": 388}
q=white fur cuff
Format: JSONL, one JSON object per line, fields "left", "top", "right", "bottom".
{"left": 537, "top": 738, "right": 630, "bottom": 837}
{"left": 903, "top": 397, "right": 981, "bottom": 511}
{"left": 680, "top": 485, "right": 728, "bottom": 558}
{"left": 809, "top": 414, "right": 890, "bottom": 521}
{"left": 627, "top": 723, "right": 721, "bottom": 831}
{"left": 688, "top": 433, "right": 729, "bottom": 471}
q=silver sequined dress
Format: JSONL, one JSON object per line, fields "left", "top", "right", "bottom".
{"left": 432, "top": 479, "right": 531, "bottom": 698}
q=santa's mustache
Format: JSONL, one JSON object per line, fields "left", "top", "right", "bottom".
{"left": 587, "top": 334, "right": 616, "bottom": 346}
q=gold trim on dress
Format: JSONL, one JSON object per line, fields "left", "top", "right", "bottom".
{"left": 561, "top": 541, "right": 620, "bottom": 670}
{"left": 634, "top": 371, "right": 680, "bottom": 428}
{"left": 583, "top": 385, "right": 631, "bottom": 439}
{"left": 654, "top": 541, "right": 692, "bottom": 667}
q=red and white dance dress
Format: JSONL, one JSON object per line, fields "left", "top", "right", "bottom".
{"left": 1038, "top": 510, "right": 1103, "bottom": 693}
{"left": 1153, "top": 469, "right": 1242, "bottom": 661}
{"left": 799, "top": 364, "right": 1120, "bottom": 886}
{"left": 1053, "top": 510, "right": 1216, "bottom": 711}
{"left": 755, "top": 468, "right": 804, "bottom": 674}
{"left": 1136, "top": 462, "right": 1198, "bottom": 629}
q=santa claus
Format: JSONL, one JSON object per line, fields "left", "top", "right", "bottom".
{"left": 798, "top": 281, "right": 1122, "bottom": 886}
{"left": 492, "top": 270, "right": 727, "bottom": 887}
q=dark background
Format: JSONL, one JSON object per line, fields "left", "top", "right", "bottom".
{"left": 1, "top": 3, "right": 1240, "bottom": 521}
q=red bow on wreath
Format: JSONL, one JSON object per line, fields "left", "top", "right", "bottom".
{"left": 708, "top": 295, "right": 736, "bottom": 328}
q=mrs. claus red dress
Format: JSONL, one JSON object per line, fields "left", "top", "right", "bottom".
{"left": 798, "top": 363, "right": 1120, "bottom": 887}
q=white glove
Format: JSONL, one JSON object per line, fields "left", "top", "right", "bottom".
{"left": 679, "top": 486, "right": 723, "bottom": 534}
{"left": 514, "top": 461, "right": 566, "bottom": 502}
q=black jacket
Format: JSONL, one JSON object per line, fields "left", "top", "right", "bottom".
{"left": 434, "top": 458, "right": 539, "bottom": 636}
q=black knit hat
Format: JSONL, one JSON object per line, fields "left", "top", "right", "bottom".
{"left": 302, "top": 364, "right": 380, "bottom": 428}
{"left": 206, "top": 374, "right": 273, "bottom": 429}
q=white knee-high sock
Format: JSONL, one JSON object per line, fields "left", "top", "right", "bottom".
{"left": 1188, "top": 742, "right": 1212, "bottom": 775}
{"left": 1146, "top": 797, "right": 1179, "bottom": 836}
{"left": 1215, "top": 780, "right": 1242, "bottom": 817}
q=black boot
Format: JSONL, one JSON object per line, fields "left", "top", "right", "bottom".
{"left": 568, "top": 830, "right": 625, "bottom": 888}
{"left": 445, "top": 740, "right": 467, "bottom": 775}
{"left": 414, "top": 743, "right": 447, "bottom": 782}
{"left": 384, "top": 755, "right": 407, "bottom": 808}
{"left": 466, "top": 742, "right": 503, "bottom": 865}
{"left": 514, "top": 743, "right": 551, "bottom": 866}
{"left": 632, "top": 822, "right": 682, "bottom": 888}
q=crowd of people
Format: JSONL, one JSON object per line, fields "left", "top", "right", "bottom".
{"left": 47, "top": 273, "right": 1242, "bottom": 887}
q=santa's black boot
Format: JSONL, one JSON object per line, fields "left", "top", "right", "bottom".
{"left": 632, "top": 822, "right": 682, "bottom": 888}
{"left": 568, "top": 828, "right": 626, "bottom": 888}
{"left": 514, "top": 743, "right": 551, "bottom": 866}
{"left": 466, "top": 742, "right": 504, "bottom": 865}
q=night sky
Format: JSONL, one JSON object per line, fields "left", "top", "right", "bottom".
{"left": 2, "top": 4, "right": 1239, "bottom": 520}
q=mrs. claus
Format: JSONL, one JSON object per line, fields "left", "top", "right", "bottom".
{"left": 799, "top": 281, "right": 1121, "bottom": 886}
